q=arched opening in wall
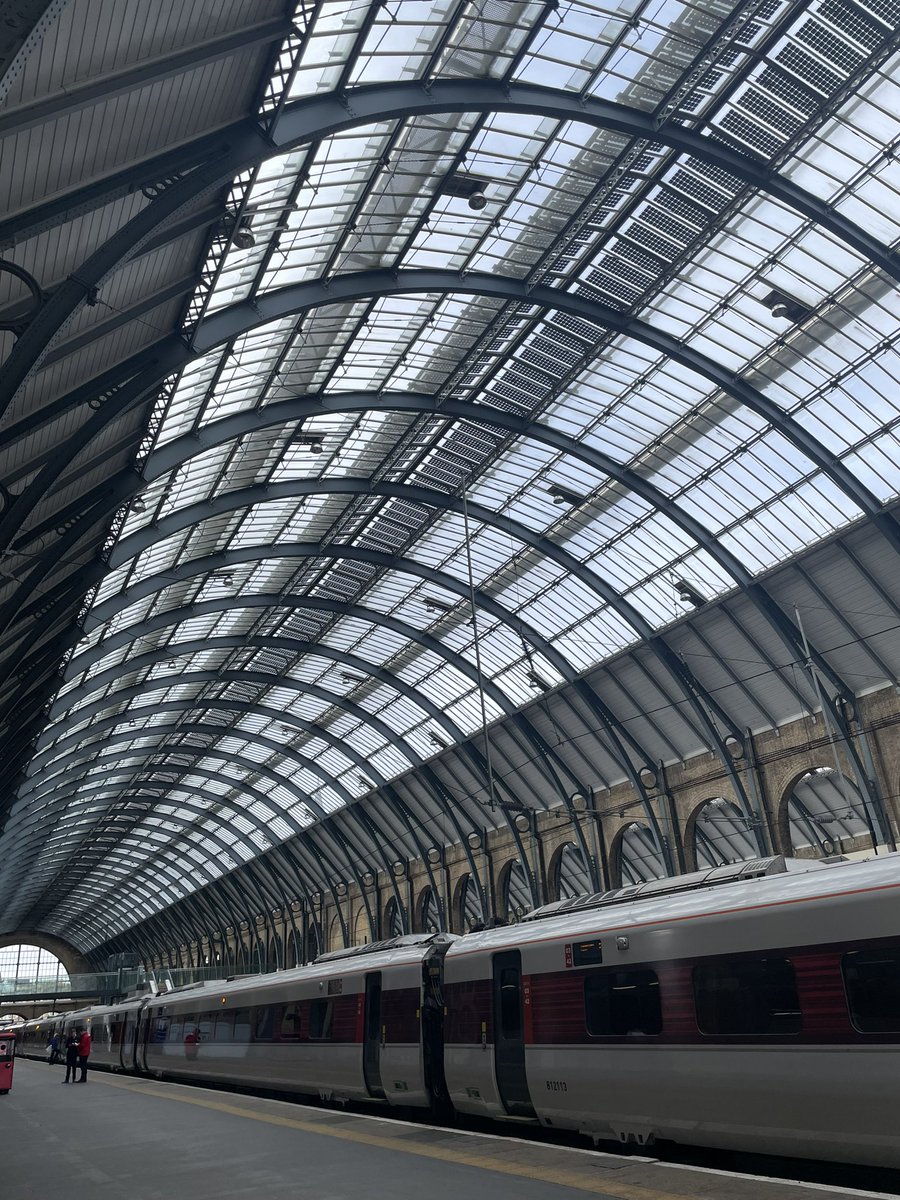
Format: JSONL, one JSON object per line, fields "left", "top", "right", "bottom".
{"left": 615, "top": 823, "right": 667, "bottom": 886}
{"left": 452, "top": 873, "right": 485, "bottom": 933}
{"left": 231, "top": 938, "right": 246, "bottom": 972}
{"left": 304, "top": 924, "right": 321, "bottom": 963}
{"left": 285, "top": 931, "right": 300, "bottom": 968}
{"left": 269, "top": 934, "right": 283, "bottom": 972}
{"left": 693, "top": 799, "right": 759, "bottom": 868}
{"left": 328, "top": 915, "right": 344, "bottom": 953}
{"left": 786, "top": 767, "right": 875, "bottom": 860}
{"left": 384, "top": 896, "right": 405, "bottom": 938}
{"left": 498, "top": 859, "right": 532, "bottom": 924}
{"left": 353, "top": 905, "right": 370, "bottom": 947}
{"left": 0, "top": 944, "right": 70, "bottom": 992}
{"left": 550, "top": 842, "right": 592, "bottom": 900}
{"left": 415, "top": 886, "right": 441, "bottom": 933}
{"left": 247, "top": 936, "right": 265, "bottom": 973}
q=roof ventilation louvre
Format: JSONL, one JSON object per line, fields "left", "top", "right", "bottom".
{"left": 522, "top": 855, "right": 788, "bottom": 921}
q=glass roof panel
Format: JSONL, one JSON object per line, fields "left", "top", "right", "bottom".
{"left": 21, "top": 0, "right": 900, "bottom": 944}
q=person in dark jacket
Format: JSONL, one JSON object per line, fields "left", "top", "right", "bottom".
{"left": 63, "top": 1029, "right": 79, "bottom": 1083}
{"left": 47, "top": 1032, "right": 60, "bottom": 1065}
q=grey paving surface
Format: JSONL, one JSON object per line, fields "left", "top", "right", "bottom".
{"left": 1, "top": 1059, "right": 882, "bottom": 1200}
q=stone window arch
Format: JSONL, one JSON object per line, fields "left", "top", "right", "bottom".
{"left": 384, "top": 896, "right": 405, "bottom": 938}
{"left": 304, "top": 923, "right": 322, "bottom": 963}
{"left": 497, "top": 858, "right": 532, "bottom": 923}
{"left": 549, "top": 841, "right": 592, "bottom": 900}
{"left": 0, "top": 943, "right": 70, "bottom": 992}
{"left": 690, "top": 798, "right": 759, "bottom": 869}
{"left": 285, "top": 931, "right": 300, "bottom": 968}
{"left": 327, "top": 914, "right": 343, "bottom": 953}
{"left": 415, "top": 885, "right": 441, "bottom": 933}
{"left": 452, "top": 873, "right": 484, "bottom": 932}
{"left": 782, "top": 767, "right": 875, "bottom": 859}
{"left": 353, "top": 905, "right": 370, "bottom": 946}
{"left": 613, "top": 822, "right": 667, "bottom": 886}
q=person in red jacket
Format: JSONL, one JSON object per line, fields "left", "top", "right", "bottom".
{"left": 76, "top": 1027, "right": 92, "bottom": 1082}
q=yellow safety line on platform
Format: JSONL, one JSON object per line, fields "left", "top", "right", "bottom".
{"left": 93, "top": 1074, "right": 686, "bottom": 1200}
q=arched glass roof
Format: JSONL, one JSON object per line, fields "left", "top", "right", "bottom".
{"left": 0, "top": 0, "right": 898, "bottom": 951}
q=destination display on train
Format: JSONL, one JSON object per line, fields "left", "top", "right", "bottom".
{"left": 564, "top": 939, "right": 603, "bottom": 967}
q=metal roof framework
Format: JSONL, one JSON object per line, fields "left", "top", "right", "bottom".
{"left": 0, "top": 0, "right": 898, "bottom": 954}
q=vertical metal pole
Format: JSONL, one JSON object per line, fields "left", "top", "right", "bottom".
{"left": 461, "top": 484, "right": 498, "bottom": 811}
{"left": 794, "top": 606, "right": 879, "bottom": 855}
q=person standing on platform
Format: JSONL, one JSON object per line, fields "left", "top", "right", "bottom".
{"left": 47, "top": 1032, "right": 60, "bottom": 1064}
{"left": 76, "top": 1025, "right": 92, "bottom": 1082}
{"left": 63, "top": 1029, "right": 79, "bottom": 1083}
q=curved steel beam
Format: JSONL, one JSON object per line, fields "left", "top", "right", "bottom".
{"left": 190, "top": 271, "right": 896, "bottom": 536}
{"left": 26, "top": 740, "right": 385, "bottom": 946}
{"left": 94, "top": 477, "right": 762, "bottom": 825}
{"left": 26, "top": 690, "right": 503, "bottom": 871}
{"left": 20, "top": 746, "right": 381, "bottom": 924}
{"left": 1, "top": 771, "right": 302, "bottom": 891}
{"left": 1, "top": 272, "right": 885, "bottom": 734}
{"left": 35, "top": 820, "right": 286, "bottom": 947}
{"left": 60, "top": 594, "right": 517, "bottom": 718}
{"left": 4, "top": 774, "right": 345, "bottom": 940}
{"left": 64, "top": 548, "right": 675, "bottom": 827}
{"left": 40, "top": 614, "right": 592, "bottom": 888}
{"left": 34, "top": 661, "right": 545, "bottom": 847}
{"left": 44, "top": 665, "right": 425, "bottom": 767}
{"left": 78, "top": 547, "right": 577, "bottom": 686}
{"left": 35, "top": 699, "right": 392, "bottom": 792}
{"left": 20, "top": 720, "right": 353, "bottom": 817}
{"left": 25, "top": 637, "right": 468, "bottom": 791}
{"left": 1, "top": 788, "right": 257, "bottom": 923}
{"left": 31, "top": 591, "right": 625, "bottom": 865}
{"left": 0, "top": 104, "right": 895, "bottom": 606}
{"left": 60, "top": 636, "right": 463, "bottom": 738}
{"left": 25, "top": 835, "right": 218, "bottom": 923}
{"left": 1, "top": 75, "right": 894, "bottom": 303}
{"left": 22, "top": 749, "right": 315, "bottom": 838}
{"left": 106, "top": 475, "right": 740, "bottom": 733}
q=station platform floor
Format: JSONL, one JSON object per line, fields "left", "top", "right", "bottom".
{"left": 3, "top": 1058, "right": 892, "bottom": 1200}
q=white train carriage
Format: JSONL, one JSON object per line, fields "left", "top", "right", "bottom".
{"left": 442, "top": 853, "right": 900, "bottom": 1168}
{"left": 15, "top": 1014, "right": 66, "bottom": 1057}
{"left": 138, "top": 933, "right": 452, "bottom": 1107}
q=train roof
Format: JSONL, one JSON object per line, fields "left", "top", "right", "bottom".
{"left": 448, "top": 852, "right": 900, "bottom": 957}
{"left": 144, "top": 932, "right": 453, "bottom": 1007}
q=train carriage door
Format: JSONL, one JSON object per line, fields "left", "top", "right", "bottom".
{"left": 122, "top": 1011, "right": 137, "bottom": 1071}
{"left": 492, "top": 951, "right": 535, "bottom": 1117}
{"left": 363, "top": 972, "right": 385, "bottom": 1099}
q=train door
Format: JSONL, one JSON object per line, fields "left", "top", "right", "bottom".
{"left": 138, "top": 1008, "right": 152, "bottom": 1073}
{"left": 121, "top": 1010, "right": 138, "bottom": 1071}
{"left": 492, "top": 950, "right": 535, "bottom": 1117}
{"left": 363, "top": 972, "right": 385, "bottom": 1098}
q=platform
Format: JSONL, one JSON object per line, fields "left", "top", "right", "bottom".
{"left": 3, "top": 1059, "right": 891, "bottom": 1200}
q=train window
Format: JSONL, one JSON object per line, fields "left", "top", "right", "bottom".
{"left": 584, "top": 970, "right": 662, "bottom": 1036}
{"left": 308, "top": 999, "right": 333, "bottom": 1040}
{"left": 842, "top": 948, "right": 900, "bottom": 1033}
{"left": 253, "top": 1006, "right": 274, "bottom": 1042}
{"left": 693, "top": 958, "right": 801, "bottom": 1036}
{"left": 498, "top": 968, "right": 522, "bottom": 1038}
{"left": 233, "top": 1009, "right": 252, "bottom": 1044}
{"left": 279, "top": 1004, "right": 302, "bottom": 1041}
{"left": 214, "top": 1012, "right": 235, "bottom": 1043}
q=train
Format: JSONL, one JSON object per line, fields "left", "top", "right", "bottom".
{"left": 16, "top": 852, "right": 900, "bottom": 1169}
